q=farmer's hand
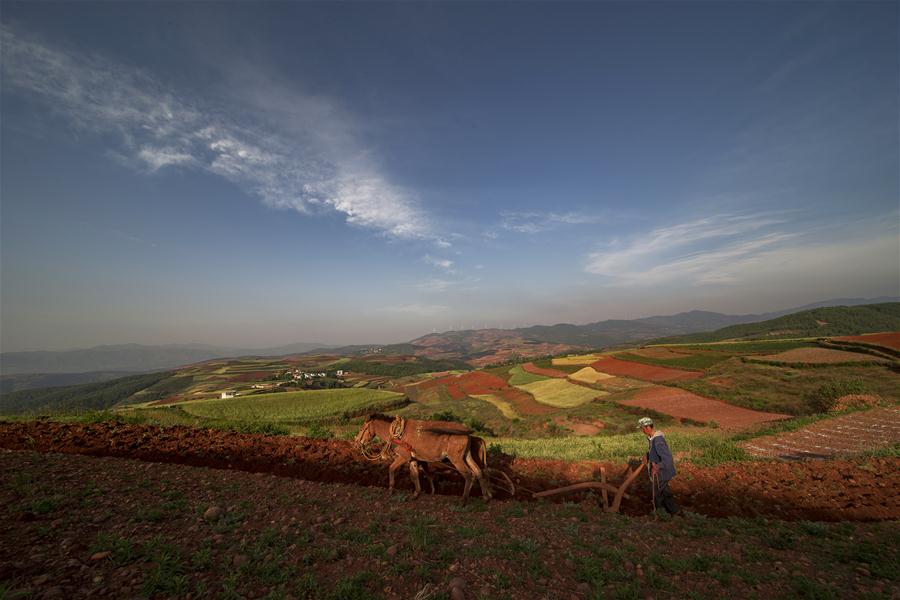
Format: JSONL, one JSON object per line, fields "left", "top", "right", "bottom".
{"left": 651, "top": 463, "right": 660, "bottom": 476}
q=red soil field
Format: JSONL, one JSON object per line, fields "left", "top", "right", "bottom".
{"left": 522, "top": 363, "right": 569, "bottom": 378}
{"left": 618, "top": 386, "right": 790, "bottom": 430}
{"left": 589, "top": 356, "right": 704, "bottom": 382}
{"left": 1, "top": 421, "right": 897, "bottom": 521}
{"left": 415, "top": 372, "right": 554, "bottom": 414}
{"left": 497, "top": 388, "right": 556, "bottom": 416}
{"left": 834, "top": 332, "right": 900, "bottom": 351}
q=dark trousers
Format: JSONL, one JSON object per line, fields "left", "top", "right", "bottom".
{"left": 652, "top": 477, "right": 679, "bottom": 514}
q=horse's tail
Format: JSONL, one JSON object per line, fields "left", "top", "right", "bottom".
{"left": 477, "top": 436, "right": 488, "bottom": 469}
{"left": 465, "top": 436, "right": 492, "bottom": 499}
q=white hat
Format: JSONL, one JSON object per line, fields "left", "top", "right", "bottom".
{"left": 638, "top": 417, "right": 654, "bottom": 428}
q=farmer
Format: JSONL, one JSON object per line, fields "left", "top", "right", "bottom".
{"left": 638, "top": 417, "right": 679, "bottom": 515}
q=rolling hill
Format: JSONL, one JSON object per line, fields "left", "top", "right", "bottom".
{"left": 651, "top": 302, "right": 900, "bottom": 344}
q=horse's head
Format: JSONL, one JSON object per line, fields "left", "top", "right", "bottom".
{"left": 354, "top": 418, "right": 375, "bottom": 448}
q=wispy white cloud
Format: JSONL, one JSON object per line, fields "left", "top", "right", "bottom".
{"left": 423, "top": 255, "right": 454, "bottom": 270}
{"left": 500, "top": 210, "right": 606, "bottom": 234}
{"left": 584, "top": 212, "right": 798, "bottom": 285}
{"left": 0, "top": 23, "right": 432, "bottom": 241}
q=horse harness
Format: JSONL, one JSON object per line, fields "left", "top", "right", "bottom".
{"left": 388, "top": 416, "right": 417, "bottom": 456}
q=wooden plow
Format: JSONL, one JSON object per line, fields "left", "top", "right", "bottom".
{"left": 529, "top": 458, "right": 647, "bottom": 513}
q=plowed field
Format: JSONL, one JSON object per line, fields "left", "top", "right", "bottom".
{"left": 753, "top": 347, "right": 887, "bottom": 364}
{"left": 1, "top": 422, "right": 898, "bottom": 521}
{"left": 742, "top": 407, "right": 900, "bottom": 459}
{"left": 4, "top": 451, "right": 898, "bottom": 600}
{"left": 589, "top": 357, "right": 704, "bottom": 382}
{"left": 617, "top": 386, "right": 791, "bottom": 430}
{"left": 521, "top": 363, "right": 569, "bottom": 378}
{"left": 413, "top": 373, "right": 555, "bottom": 415}
{"left": 834, "top": 332, "right": 900, "bottom": 350}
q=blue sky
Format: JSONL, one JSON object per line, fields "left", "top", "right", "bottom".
{"left": 1, "top": 2, "right": 897, "bottom": 351}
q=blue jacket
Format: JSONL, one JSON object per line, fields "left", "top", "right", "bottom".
{"left": 648, "top": 431, "right": 676, "bottom": 482}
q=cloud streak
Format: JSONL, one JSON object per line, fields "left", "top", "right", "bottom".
{"left": 423, "top": 255, "right": 454, "bottom": 270}
{"left": 0, "top": 23, "right": 431, "bottom": 241}
{"left": 584, "top": 213, "right": 800, "bottom": 285}
{"left": 500, "top": 210, "right": 606, "bottom": 234}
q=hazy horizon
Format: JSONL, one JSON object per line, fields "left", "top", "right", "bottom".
{"left": 2, "top": 3, "right": 898, "bottom": 353}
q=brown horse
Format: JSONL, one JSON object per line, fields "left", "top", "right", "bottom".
{"left": 354, "top": 414, "right": 492, "bottom": 503}
{"left": 408, "top": 435, "right": 488, "bottom": 497}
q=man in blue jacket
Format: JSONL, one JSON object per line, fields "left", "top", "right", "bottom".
{"left": 639, "top": 417, "right": 679, "bottom": 515}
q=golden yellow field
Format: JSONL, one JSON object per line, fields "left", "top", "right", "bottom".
{"left": 568, "top": 366, "right": 616, "bottom": 384}
{"left": 470, "top": 394, "right": 520, "bottom": 419}
{"left": 514, "top": 379, "right": 606, "bottom": 408}
{"left": 551, "top": 354, "right": 602, "bottom": 366}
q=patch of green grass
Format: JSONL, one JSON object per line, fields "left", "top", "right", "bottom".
{"left": 27, "top": 495, "right": 64, "bottom": 514}
{"left": 328, "top": 571, "right": 377, "bottom": 600}
{"left": 407, "top": 516, "right": 437, "bottom": 552}
{"left": 90, "top": 533, "right": 137, "bottom": 565}
{"left": 677, "top": 340, "right": 818, "bottom": 354}
{"left": 489, "top": 428, "right": 733, "bottom": 463}
{"left": 507, "top": 365, "right": 548, "bottom": 386}
{"left": 141, "top": 536, "right": 188, "bottom": 597}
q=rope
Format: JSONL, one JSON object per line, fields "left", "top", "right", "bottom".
{"left": 651, "top": 470, "right": 659, "bottom": 518}
{"left": 389, "top": 416, "right": 406, "bottom": 440}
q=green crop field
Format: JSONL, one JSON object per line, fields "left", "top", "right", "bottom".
{"left": 489, "top": 427, "right": 741, "bottom": 464}
{"left": 515, "top": 379, "right": 605, "bottom": 408}
{"left": 175, "top": 388, "right": 405, "bottom": 423}
{"left": 675, "top": 361, "right": 900, "bottom": 415}
{"left": 507, "top": 365, "right": 548, "bottom": 386}
{"left": 668, "top": 340, "right": 818, "bottom": 354}
{"left": 614, "top": 352, "right": 732, "bottom": 370}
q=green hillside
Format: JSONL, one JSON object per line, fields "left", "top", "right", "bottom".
{"left": 0, "top": 371, "right": 184, "bottom": 415}
{"left": 653, "top": 303, "right": 900, "bottom": 344}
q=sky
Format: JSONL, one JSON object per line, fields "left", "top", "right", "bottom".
{"left": 1, "top": 2, "right": 898, "bottom": 352}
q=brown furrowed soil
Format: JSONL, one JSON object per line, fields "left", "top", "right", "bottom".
{"left": 589, "top": 357, "right": 703, "bottom": 382}
{"left": 3, "top": 450, "right": 898, "bottom": 600}
{"left": 752, "top": 348, "right": 888, "bottom": 364}
{"left": 522, "top": 363, "right": 570, "bottom": 378}
{"left": 617, "top": 386, "right": 792, "bottom": 430}
{"left": 628, "top": 347, "right": 694, "bottom": 359}
{"left": 834, "top": 332, "right": 900, "bottom": 351}
{"left": 1, "top": 421, "right": 896, "bottom": 522}
{"left": 742, "top": 407, "right": 900, "bottom": 460}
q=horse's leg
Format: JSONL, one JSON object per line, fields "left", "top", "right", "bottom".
{"left": 409, "top": 461, "right": 422, "bottom": 499}
{"left": 388, "top": 455, "right": 408, "bottom": 492}
{"left": 465, "top": 448, "right": 493, "bottom": 502}
{"left": 447, "top": 454, "right": 474, "bottom": 504}
{"left": 424, "top": 463, "right": 436, "bottom": 495}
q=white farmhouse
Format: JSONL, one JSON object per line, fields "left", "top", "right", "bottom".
{"left": 220, "top": 391, "right": 236, "bottom": 399}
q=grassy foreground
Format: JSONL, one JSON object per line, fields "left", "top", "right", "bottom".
{"left": 2, "top": 450, "right": 896, "bottom": 600}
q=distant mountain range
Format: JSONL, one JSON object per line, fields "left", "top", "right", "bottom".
{"left": 0, "top": 342, "right": 333, "bottom": 378}
{"left": 1, "top": 297, "right": 897, "bottom": 386}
